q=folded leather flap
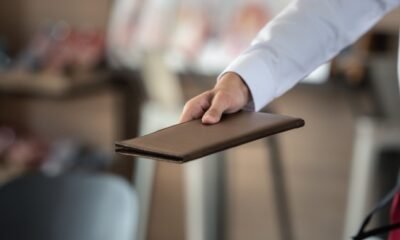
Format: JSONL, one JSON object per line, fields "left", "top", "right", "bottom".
{"left": 116, "top": 111, "right": 304, "bottom": 163}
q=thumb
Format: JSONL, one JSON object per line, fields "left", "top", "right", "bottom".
{"left": 202, "top": 93, "right": 228, "bottom": 124}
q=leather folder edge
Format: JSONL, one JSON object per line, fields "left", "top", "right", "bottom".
{"left": 180, "top": 118, "right": 305, "bottom": 162}
{"left": 115, "top": 145, "right": 185, "bottom": 163}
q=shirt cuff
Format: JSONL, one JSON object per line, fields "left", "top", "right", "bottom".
{"left": 218, "top": 50, "right": 277, "bottom": 112}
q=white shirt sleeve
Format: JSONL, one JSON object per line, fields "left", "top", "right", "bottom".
{"left": 221, "top": 0, "right": 400, "bottom": 111}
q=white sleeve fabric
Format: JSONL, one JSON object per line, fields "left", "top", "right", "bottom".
{"left": 221, "top": 0, "right": 400, "bottom": 111}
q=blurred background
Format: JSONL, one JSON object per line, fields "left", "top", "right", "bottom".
{"left": 0, "top": 1, "right": 399, "bottom": 240}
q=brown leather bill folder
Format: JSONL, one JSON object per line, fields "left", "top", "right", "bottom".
{"left": 115, "top": 111, "right": 304, "bottom": 163}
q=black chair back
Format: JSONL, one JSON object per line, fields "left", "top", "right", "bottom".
{"left": 0, "top": 172, "right": 137, "bottom": 240}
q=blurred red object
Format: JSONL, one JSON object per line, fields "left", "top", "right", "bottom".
{"left": 13, "top": 22, "right": 105, "bottom": 75}
{"left": 45, "top": 27, "right": 105, "bottom": 74}
{"left": 0, "top": 126, "right": 49, "bottom": 169}
{"left": 5, "top": 139, "right": 49, "bottom": 168}
{"left": 389, "top": 193, "right": 400, "bottom": 240}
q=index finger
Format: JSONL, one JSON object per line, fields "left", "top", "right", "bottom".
{"left": 179, "top": 91, "right": 213, "bottom": 123}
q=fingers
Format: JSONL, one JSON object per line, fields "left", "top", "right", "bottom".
{"left": 179, "top": 91, "right": 212, "bottom": 123}
{"left": 180, "top": 90, "right": 235, "bottom": 125}
{"left": 180, "top": 72, "right": 250, "bottom": 125}
{"left": 202, "top": 92, "right": 230, "bottom": 124}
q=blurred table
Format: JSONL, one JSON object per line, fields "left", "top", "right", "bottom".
{"left": 0, "top": 70, "right": 144, "bottom": 180}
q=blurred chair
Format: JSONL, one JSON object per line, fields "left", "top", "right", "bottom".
{"left": 0, "top": 172, "right": 137, "bottom": 240}
{"left": 343, "top": 55, "right": 400, "bottom": 240}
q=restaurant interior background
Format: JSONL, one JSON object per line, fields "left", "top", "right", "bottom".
{"left": 0, "top": 0, "right": 399, "bottom": 240}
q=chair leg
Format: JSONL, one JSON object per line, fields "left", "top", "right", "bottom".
{"left": 343, "top": 118, "right": 400, "bottom": 240}
{"left": 184, "top": 153, "right": 226, "bottom": 240}
{"left": 133, "top": 159, "right": 157, "bottom": 240}
{"left": 343, "top": 118, "right": 377, "bottom": 240}
{"left": 266, "top": 136, "right": 295, "bottom": 240}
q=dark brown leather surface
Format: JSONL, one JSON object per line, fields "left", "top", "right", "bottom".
{"left": 115, "top": 111, "right": 305, "bottom": 163}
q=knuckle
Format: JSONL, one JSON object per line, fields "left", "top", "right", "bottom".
{"left": 208, "top": 107, "right": 218, "bottom": 112}
{"left": 215, "top": 91, "right": 232, "bottom": 105}
{"left": 183, "top": 103, "right": 194, "bottom": 113}
{"left": 206, "top": 109, "right": 218, "bottom": 117}
{"left": 185, "top": 98, "right": 196, "bottom": 108}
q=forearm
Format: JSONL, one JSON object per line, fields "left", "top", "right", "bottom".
{"left": 223, "top": 0, "right": 399, "bottom": 111}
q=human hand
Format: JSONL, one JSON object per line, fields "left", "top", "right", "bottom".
{"left": 179, "top": 72, "right": 250, "bottom": 124}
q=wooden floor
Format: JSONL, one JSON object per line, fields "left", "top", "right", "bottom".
{"left": 147, "top": 83, "right": 357, "bottom": 240}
